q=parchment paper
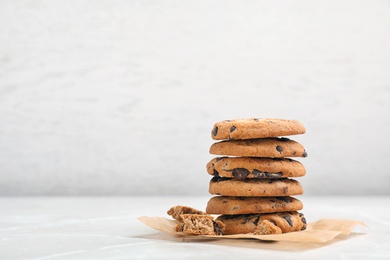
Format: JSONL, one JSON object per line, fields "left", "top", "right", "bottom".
{"left": 138, "top": 216, "right": 366, "bottom": 243}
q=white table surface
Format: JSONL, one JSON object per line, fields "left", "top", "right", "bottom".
{"left": 0, "top": 196, "right": 389, "bottom": 259}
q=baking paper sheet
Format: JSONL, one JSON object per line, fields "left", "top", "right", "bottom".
{"left": 138, "top": 216, "right": 366, "bottom": 243}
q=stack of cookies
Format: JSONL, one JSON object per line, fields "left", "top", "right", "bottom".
{"left": 206, "top": 118, "right": 308, "bottom": 235}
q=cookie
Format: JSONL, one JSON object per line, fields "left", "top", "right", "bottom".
{"left": 207, "top": 157, "right": 306, "bottom": 179}
{"left": 206, "top": 196, "right": 303, "bottom": 215}
{"left": 216, "top": 211, "right": 307, "bottom": 235}
{"left": 175, "top": 214, "right": 225, "bottom": 236}
{"left": 209, "top": 137, "right": 307, "bottom": 158}
{"left": 211, "top": 118, "right": 306, "bottom": 140}
{"left": 209, "top": 176, "right": 304, "bottom": 196}
{"left": 167, "top": 205, "right": 206, "bottom": 221}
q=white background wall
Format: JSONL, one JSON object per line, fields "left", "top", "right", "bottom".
{"left": 1, "top": 0, "right": 389, "bottom": 196}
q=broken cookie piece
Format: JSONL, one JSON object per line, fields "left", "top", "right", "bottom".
{"left": 167, "top": 205, "right": 225, "bottom": 236}
{"left": 167, "top": 205, "right": 206, "bottom": 222}
{"left": 175, "top": 214, "right": 225, "bottom": 236}
{"left": 253, "top": 220, "right": 282, "bottom": 235}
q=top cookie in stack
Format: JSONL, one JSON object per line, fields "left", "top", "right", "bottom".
{"left": 206, "top": 118, "right": 308, "bottom": 235}
{"left": 211, "top": 118, "right": 306, "bottom": 140}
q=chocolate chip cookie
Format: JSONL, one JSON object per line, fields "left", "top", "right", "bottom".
{"left": 216, "top": 211, "right": 307, "bottom": 235}
{"left": 209, "top": 137, "right": 307, "bottom": 158}
{"left": 207, "top": 157, "right": 306, "bottom": 179}
{"left": 209, "top": 176, "right": 304, "bottom": 197}
{"left": 211, "top": 118, "right": 306, "bottom": 140}
{"left": 206, "top": 196, "right": 303, "bottom": 215}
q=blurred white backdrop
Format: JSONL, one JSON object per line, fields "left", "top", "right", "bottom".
{"left": 0, "top": 0, "right": 389, "bottom": 196}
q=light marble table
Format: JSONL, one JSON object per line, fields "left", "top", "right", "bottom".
{"left": 0, "top": 196, "right": 389, "bottom": 259}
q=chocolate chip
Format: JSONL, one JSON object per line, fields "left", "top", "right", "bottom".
{"left": 279, "top": 137, "right": 290, "bottom": 142}
{"left": 216, "top": 157, "right": 225, "bottom": 162}
{"left": 302, "top": 150, "right": 308, "bottom": 157}
{"left": 230, "top": 125, "right": 236, "bottom": 132}
{"left": 232, "top": 206, "right": 238, "bottom": 211}
{"left": 301, "top": 218, "right": 307, "bottom": 230}
{"left": 213, "top": 221, "right": 223, "bottom": 235}
{"left": 212, "top": 126, "right": 218, "bottom": 136}
{"left": 178, "top": 224, "right": 184, "bottom": 232}
{"left": 269, "top": 219, "right": 277, "bottom": 226}
{"left": 211, "top": 176, "right": 229, "bottom": 182}
{"left": 252, "top": 170, "right": 266, "bottom": 178}
{"left": 241, "top": 216, "right": 253, "bottom": 224}
{"left": 232, "top": 168, "right": 250, "bottom": 179}
{"left": 253, "top": 216, "right": 260, "bottom": 226}
{"left": 282, "top": 187, "right": 288, "bottom": 193}
{"left": 277, "top": 197, "right": 292, "bottom": 203}
{"left": 276, "top": 145, "right": 283, "bottom": 153}
{"left": 213, "top": 169, "right": 219, "bottom": 176}
{"left": 283, "top": 215, "right": 293, "bottom": 227}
